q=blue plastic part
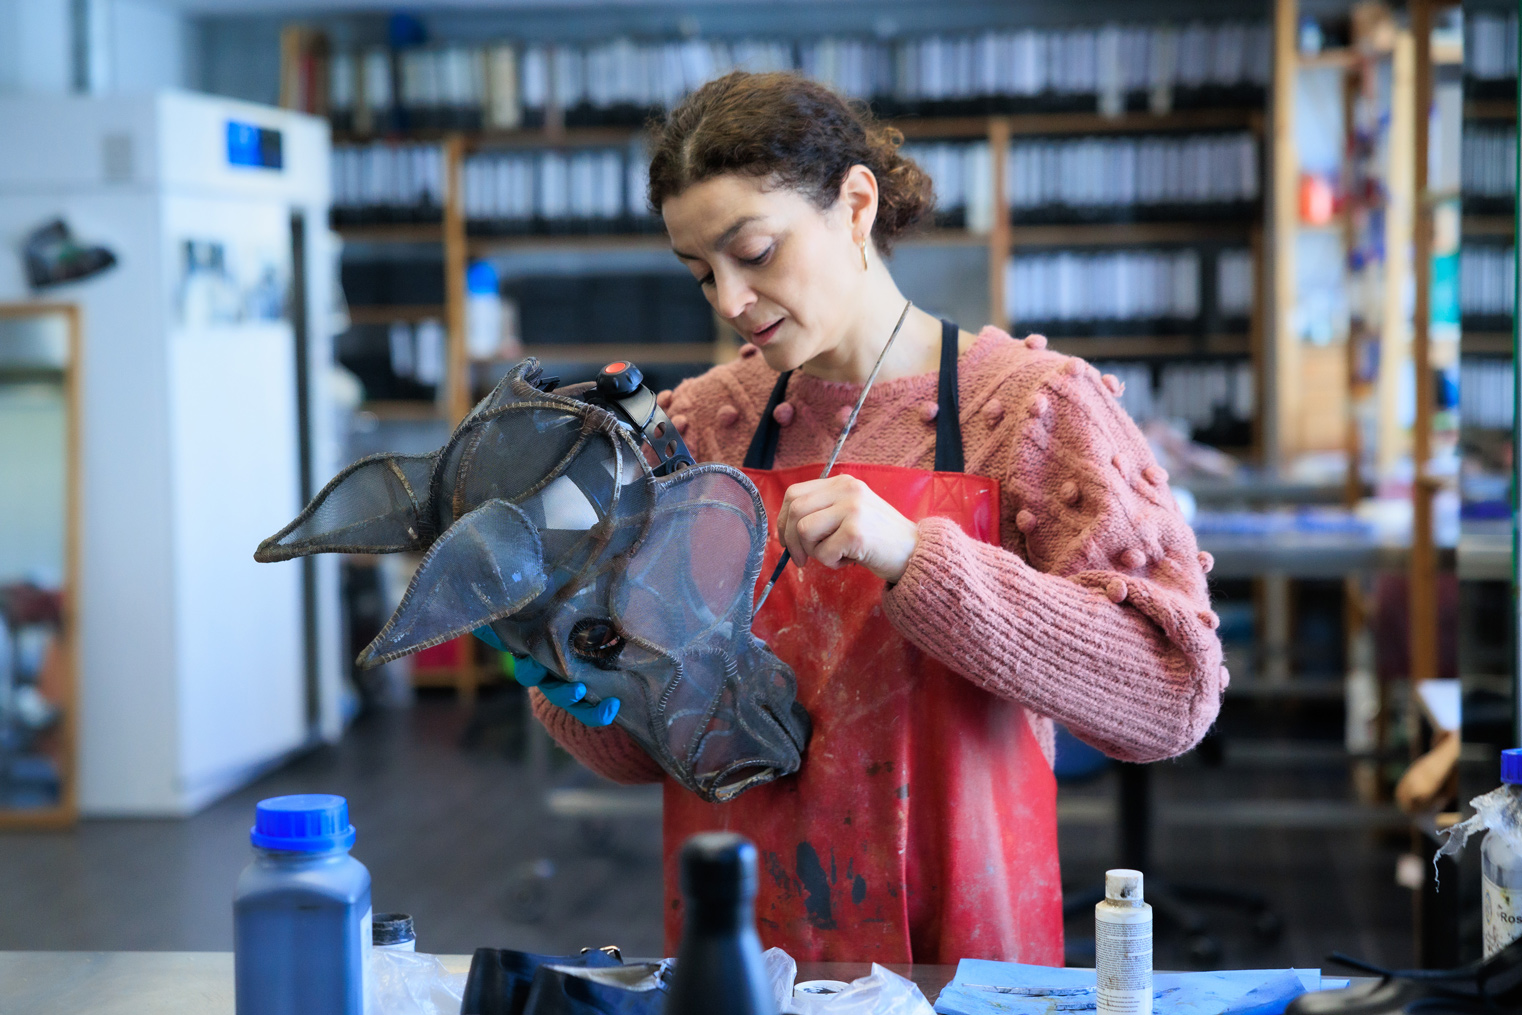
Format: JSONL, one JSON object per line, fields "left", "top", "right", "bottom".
{"left": 466, "top": 260, "right": 499, "bottom": 295}
{"left": 251, "top": 794, "right": 357, "bottom": 853}
{"left": 1502, "top": 748, "right": 1522, "bottom": 785}
{"left": 472, "top": 625, "right": 507, "bottom": 651}
{"left": 513, "top": 656, "right": 621, "bottom": 727}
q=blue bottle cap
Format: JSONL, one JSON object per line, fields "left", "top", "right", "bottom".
{"left": 1502, "top": 749, "right": 1522, "bottom": 785}
{"left": 466, "top": 260, "right": 499, "bottom": 295}
{"left": 250, "top": 794, "right": 357, "bottom": 852}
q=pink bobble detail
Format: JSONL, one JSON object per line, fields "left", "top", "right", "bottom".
{"left": 671, "top": 414, "right": 690, "bottom": 435}
{"left": 1028, "top": 394, "right": 1050, "bottom": 417}
{"left": 1143, "top": 465, "right": 1169, "bottom": 485}
{"left": 1199, "top": 610, "right": 1220, "bottom": 630}
{"left": 738, "top": 343, "right": 760, "bottom": 359}
{"left": 1112, "top": 453, "right": 1126, "bottom": 472}
{"left": 983, "top": 399, "right": 1004, "bottom": 421}
{"left": 1220, "top": 666, "right": 1231, "bottom": 688}
{"left": 1059, "top": 480, "right": 1080, "bottom": 504}
{"left": 717, "top": 405, "right": 739, "bottom": 427}
{"left": 1065, "top": 358, "right": 1085, "bottom": 376}
{"left": 1198, "top": 550, "right": 1215, "bottom": 573}
{"left": 1105, "top": 578, "right": 1128, "bottom": 604}
{"left": 773, "top": 402, "right": 795, "bottom": 426}
{"left": 1120, "top": 548, "right": 1147, "bottom": 570}
{"left": 1016, "top": 509, "right": 1036, "bottom": 533}
{"left": 656, "top": 389, "right": 674, "bottom": 410}
{"left": 837, "top": 405, "right": 855, "bottom": 426}
{"left": 919, "top": 401, "right": 939, "bottom": 423}
{"left": 1102, "top": 373, "right": 1124, "bottom": 396}
{"left": 1023, "top": 333, "right": 1047, "bottom": 350}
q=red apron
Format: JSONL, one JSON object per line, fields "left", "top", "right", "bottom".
{"left": 661, "top": 321, "right": 1064, "bottom": 964}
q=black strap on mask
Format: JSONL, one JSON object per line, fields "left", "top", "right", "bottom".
{"left": 580, "top": 360, "right": 694, "bottom": 477}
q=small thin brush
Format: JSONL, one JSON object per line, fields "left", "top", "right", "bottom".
{"left": 753, "top": 299, "right": 914, "bottom": 613}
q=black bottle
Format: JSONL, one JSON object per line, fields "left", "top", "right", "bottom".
{"left": 665, "top": 833, "right": 777, "bottom": 1015}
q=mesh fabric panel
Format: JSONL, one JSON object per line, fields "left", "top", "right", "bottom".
{"left": 254, "top": 453, "right": 435, "bottom": 561}
{"left": 256, "top": 359, "right": 809, "bottom": 802}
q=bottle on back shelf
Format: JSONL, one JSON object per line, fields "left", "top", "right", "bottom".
{"left": 665, "top": 833, "right": 777, "bottom": 1015}
{"left": 1096, "top": 868, "right": 1153, "bottom": 1015}
{"left": 234, "top": 794, "right": 372, "bottom": 1015}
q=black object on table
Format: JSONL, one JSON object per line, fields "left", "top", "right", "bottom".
{"left": 1064, "top": 760, "right": 1283, "bottom": 965}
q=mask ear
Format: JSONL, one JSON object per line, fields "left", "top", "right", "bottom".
{"left": 255, "top": 452, "right": 436, "bottom": 562}
{"left": 358, "top": 498, "right": 548, "bottom": 667}
{"left": 612, "top": 464, "right": 766, "bottom": 651}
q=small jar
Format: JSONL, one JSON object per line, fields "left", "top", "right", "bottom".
{"left": 373, "top": 912, "right": 417, "bottom": 952}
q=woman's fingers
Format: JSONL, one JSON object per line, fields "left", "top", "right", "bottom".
{"left": 811, "top": 519, "right": 869, "bottom": 571}
{"left": 794, "top": 503, "right": 852, "bottom": 568}
{"left": 774, "top": 475, "right": 917, "bottom": 579}
{"left": 778, "top": 476, "right": 868, "bottom": 562}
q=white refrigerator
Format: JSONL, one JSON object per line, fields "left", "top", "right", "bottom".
{"left": 0, "top": 90, "right": 345, "bottom": 815}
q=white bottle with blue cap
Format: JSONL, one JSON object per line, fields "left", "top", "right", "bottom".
{"left": 235, "top": 794, "right": 372, "bottom": 1014}
{"left": 1483, "top": 749, "right": 1522, "bottom": 957}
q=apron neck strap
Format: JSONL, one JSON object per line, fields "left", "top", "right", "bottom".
{"left": 742, "top": 320, "right": 966, "bottom": 473}
{"left": 934, "top": 318, "right": 965, "bottom": 473}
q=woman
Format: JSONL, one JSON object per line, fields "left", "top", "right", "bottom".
{"left": 524, "top": 72, "right": 1225, "bottom": 965}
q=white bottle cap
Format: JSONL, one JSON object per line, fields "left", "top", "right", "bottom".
{"left": 1105, "top": 869, "right": 1144, "bottom": 902}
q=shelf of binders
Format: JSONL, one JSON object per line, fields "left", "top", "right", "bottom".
{"left": 324, "top": 114, "right": 1269, "bottom": 431}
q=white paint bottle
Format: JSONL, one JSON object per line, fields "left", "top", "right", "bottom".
{"left": 1096, "top": 868, "right": 1153, "bottom": 1015}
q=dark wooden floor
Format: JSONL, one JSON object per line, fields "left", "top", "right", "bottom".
{"left": 0, "top": 687, "right": 1413, "bottom": 969}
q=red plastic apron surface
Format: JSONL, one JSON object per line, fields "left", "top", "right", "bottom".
{"left": 661, "top": 459, "right": 1064, "bottom": 964}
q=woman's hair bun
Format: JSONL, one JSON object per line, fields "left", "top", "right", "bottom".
{"left": 647, "top": 72, "right": 934, "bottom": 254}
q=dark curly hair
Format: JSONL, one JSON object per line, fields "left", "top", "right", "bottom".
{"left": 646, "top": 71, "right": 934, "bottom": 255}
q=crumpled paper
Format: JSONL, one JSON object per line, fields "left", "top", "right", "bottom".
{"left": 765, "top": 947, "right": 935, "bottom": 1015}
{"left": 371, "top": 949, "right": 467, "bottom": 1015}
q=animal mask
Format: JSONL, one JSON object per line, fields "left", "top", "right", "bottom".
{"left": 255, "top": 360, "right": 809, "bottom": 802}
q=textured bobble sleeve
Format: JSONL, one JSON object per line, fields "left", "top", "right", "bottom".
{"left": 528, "top": 689, "right": 666, "bottom": 785}
{"left": 880, "top": 363, "right": 1225, "bottom": 762}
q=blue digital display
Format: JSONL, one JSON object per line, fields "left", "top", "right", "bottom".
{"left": 226, "top": 120, "right": 283, "bottom": 170}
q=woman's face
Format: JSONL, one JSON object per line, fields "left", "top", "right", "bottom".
{"left": 662, "top": 173, "right": 864, "bottom": 373}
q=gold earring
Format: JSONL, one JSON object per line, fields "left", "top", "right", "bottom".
{"left": 859, "top": 238, "right": 869, "bottom": 271}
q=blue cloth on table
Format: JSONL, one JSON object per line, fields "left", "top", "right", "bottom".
{"left": 933, "top": 961, "right": 1347, "bottom": 1015}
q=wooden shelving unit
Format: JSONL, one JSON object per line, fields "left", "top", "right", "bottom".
{"left": 336, "top": 110, "right": 1270, "bottom": 431}
{"left": 336, "top": 223, "right": 443, "bottom": 243}
{"left": 1463, "top": 332, "right": 1514, "bottom": 355}
{"left": 1008, "top": 222, "right": 1254, "bottom": 247}
{"left": 301, "top": 15, "right": 1278, "bottom": 697}
{"left": 347, "top": 304, "right": 446, "bottom": 325}
{"left": 1047, "top": 335, "right": 1251, "bottom": 359}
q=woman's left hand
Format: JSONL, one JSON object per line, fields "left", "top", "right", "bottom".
{"left": 776, "top": 475, "right": 920, "bottom": 583}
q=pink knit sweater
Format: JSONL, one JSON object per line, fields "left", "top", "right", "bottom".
{"left": 532, "top": 327, "right": 1227, "bottom": 782}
